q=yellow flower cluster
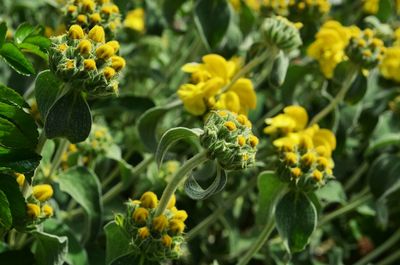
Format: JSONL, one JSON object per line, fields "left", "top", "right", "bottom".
{"left": 124, "top": 192, "right": 187, "bottom": 260}
{"left": 124, "top": 8, "right": 145, "bottom": 33}
{"left": 178, "top": 54, "right": 256, "bottom": 116}
{"left": 308, "top": 21, "right": 360, "bottom": 78}
{"left": 27, "top": 184, "right": 54, "bottom": 220}
{"left": 65, "top": 0, "right": 121, "bottom": 34}
{"left": 264, "top": 105, "right": 336, "bottom": 189}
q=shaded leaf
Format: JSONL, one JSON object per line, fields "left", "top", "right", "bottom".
{"left": 35, "top": 70, "right": 64, "bottom": 120}
{"left": 0, "top": 42, "right": 35, "bottom": 75}
{"left": 104, "top": 221, "right": 132, "bottom": 265}
{"left": 15, "top": 23, "right": 35, "bottom": 44}
{"left": 0, "top": 190, "right": 12, "bottom": 237}
{"left": 0, "top": 22, "right": 6, "bottom": 47}
{"left": 33, "top": 231, "right": 68, "bottom": 265}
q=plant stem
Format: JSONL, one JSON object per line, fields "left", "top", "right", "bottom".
{"left": 101, "top": 148, "right": 135, "bottom": 188}
{"left": 344, "top": 162, "right": 368, "bottom": 191}
{"left": 35, "top": 130, "right": 47, "bottom": 154}
{"left": 47, "top": 139, "right": 69, "bottom": 179}
{"left": 222, "top": 47, "right": 279, "bottom": 94}
{"left": 186, "top": 176, "right": 258, "bottom": 241}
{"left": 237, "top": 221, "right": 275, "bottom": 265}
{"left": 319, "top": 193, "right": 372, "bottom": 226}
{"left": 309, "top": 66, "right": 358, "bottom": 125}
{"left": 376, "top": 248, "right": 400, "bottom": 265}
{"left": 155, "top": 151, "right": 208, "bottom": 216}
{"left": 354, "top": 228, "right": 400, "bottom": 265}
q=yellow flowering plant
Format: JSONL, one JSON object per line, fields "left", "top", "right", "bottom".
{"left": 2, "top": 0, "right": 400, "bottom": 265}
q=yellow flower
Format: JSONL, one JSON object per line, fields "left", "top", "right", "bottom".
{"left": 42, "top": 204, "right": 54, "bottom": 217}
{"left": 106, "top": 40, "right": 120, "bottom": 53}
{"left": 168, "top": 219, "right": 185, "bottom": 235}
{"left": 138, "top": 227, "right": 150, "bottom": 239}
{"left": 132, "top": 207, "right": 149, "bottom": 224}
{"left": 379, "top": 47, "right": 400, "bottom": 83}
{"left": 161, "top": 234, "right": 173, "bottom": 247}
{"left": 363, "top": 0, "right": 379, "bottom": 14}
{"left": 172, "top": 209, "right": 188, "bottom": 221}
{"left": 308, "top": 21, "right": 359, "bottom": 78}
{"left": 152, "top": 215, "right": 169, "bottom": 232}
{"left": 77, "top": 39, "right": 92, "bottom": 55}
{"left": 27, "top": 203, "right": 40, "bottom": 218}
{"left": 32, "top": 184, "right": 53, "bottom": 202}
{"left": 96, "top": 44, "right": 115, "bottom": 59}
{"left": 88, "top": 25, "right": 105, "bottom": 43}
{"left": 84, "top": 59, "right": 96, "bottom": 70}
{"left": 140, "top": 191, "right": 158, "bottom": 208}
{"left": 166, "top": 194, "right": 176, "bottom": 209}
{"left": 90, "top": 13, "right": 101, "bottom": 24}
{"left": 68, "top": 25, "right": 84, "bottom": 39}
{"left": 124, "top": 8, "right": 145, "bottom": 33}
{"left": 15, "top": 173, "right": 25, "bottom": 187}
{"left": 110, "top": 56, "right": 126, "bottom": 71}
{"left": 103, "top": 67, "right": 116, "bottom": 80}
{"left": 264, "top": 105, "right": 308, "bottom": 135}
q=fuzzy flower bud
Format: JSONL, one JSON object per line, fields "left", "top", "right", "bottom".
{"left": 77, "top": 39, "right": 92, "bottom": 55}
{"left": 90, "top": 13, "right": 101, "bottom": 24}
{"left": 14, "top": 173, "right": 25, "bottom": 187}
{"left": 152, "top": 215, "right": 168, "bottom": 232}
{"left": 110, "top": 56, "right": 125, "bottom": 71}
{"left": 68, "top": 25, "right": 84, "bottom": 39}
{"left": 138, "top": 227, "right": 150, "bottom": 239}
{"left": 169, "top": 219, "right": 185, "bottom": 235}
{"left": 103, "top": 67, "right": 116, "bottom": 79}
{"left": 200, "top": 110, "right": 257, "bottom": 170}
{"left": 32, "top": 184, "right": 53, "bottom": 202}
{"left": 88, "top": 25, "right": 105, "bottom": 43}
{"left": 42, "top": 204, "right": 54, "bottom": 217}
{"left": 261, "top": 16, "right": 302, "bottom": 51}
{"left": 106, "top": 40, "right": 120, "bottom": 53}
{"left": 84, "top": 59, "right": 97, "bottom": 70}
{"left": 96, "top": 44, "right": 114, "bottom": 59}
{"left": 140, "top": 191, "right": 158, "bottom": 208}
{"left": 27, "top": 203, "right": 40, "bottom": 218}
{"left": 132, "top": 207, "right": 149, "bottom": 224}
{"left": 161, "top": 234, "right": 173, "bottom": 247}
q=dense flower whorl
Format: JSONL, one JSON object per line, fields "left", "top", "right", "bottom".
{"left": 118, "top": 192, "right": 187, "bottom": 262}
{"left": 379, "top": 47, "right": 400, "bottom": 83}
{"left": 177, "top": 54, "right": 256, "bottom": 116}
{"left": 346, "top": 28, "right": 386, "bottom": 69}
{"left": 49, "top": 24, "right": 125, "bottom": 96}
{"left": 264, "top": 105, "right": 336, "bottom": 191}
{"left": 27, "top": 184, "right": 54, "bottom": 221}
{"left": 200, "top": 110, "right": 258, "bottom": 170}
{"left": 261, "top": 16, "right": 302, "bottom": 51}
{"left": 64, "top": 0, "right": 121, "bottom": 39}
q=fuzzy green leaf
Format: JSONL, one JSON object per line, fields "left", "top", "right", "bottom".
{"left": 104, "top": 221, "right": 132, "bottom": 265}
{"left": 0, "top": 42, "right": 35, "bottom": 75}
{"left": 0, "top": 190, "right": 12, "bottom": 237}
{"left": 275, "top": 190, "right": 317, "bottom": 253}
{"left": 33, "top": 231, "right": 68, "bottom": 265}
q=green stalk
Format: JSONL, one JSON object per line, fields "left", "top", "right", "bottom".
{"left": 376, "top": 248, "right": 400, "bottom": 265}
{"left": 354, "top": 228, "right": 400, "bottom": 265}
{"left": 309, "top": 66, "right": 358, "bottom": 125}
{"left": 186, "top": 175, "right": 258, "bottom": 241}
{"left": 47, "top": 139, "right": 69, "bottom": 179}
{"left": 155, "top": 151, "right": 208, "bottom": 216}
{"left": 237, "top": 221, "right": 275, "bottom": 265}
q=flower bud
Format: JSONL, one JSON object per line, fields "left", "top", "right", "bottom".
{"left": 161, "top": 234, "right": 172, "bottom": 247}
{"left": 312, "top": 170, "right": 323, "bottom": 182}
{"left": 96, "top": 44, "right": 114, "bottom": 59}
{"left": 68, "top": 25, "right": 84, "bottom": 39}
{"left": 82, "top": 0, "right": 95, "bottom": 12}
{"left": 261, "top": 16, "right": 302, "bottom": 51}
{"left": 15, "top": 173, "right": 25, "bottom": 187}
{"left": 106, "top": 40, "right": 120, "bottom": 53}
{"left": 140, "top": 191, "right": 158, "bottom": 208}
{"left": 132, "top": 207, "right": 149, "bottom": 224}
{"left": 103, "top": 67, "right": 116, "bottom": 80}
{"left": 67, "top": 5, "right": 77, "bottom": 13}
{"left": 77, "top": 39, "right": 92, "bottom": 55}
{"left": 168, "top": 219, "right": 185, "bottom": 235}
{"left": 152, "top": 215, "right": 168, "bottom": 232}
{"left": 90, "top": 13, "right": 101, "bottom": 24}
{"left": 290, "top": 167, "right": 302, "bottom": 178}
{"left": 84, "top": 59, "right": 97, "bottom": 70}
{"left": 88, "top": 25, "right": 105, "bottom": 43}
{"left": 76, "top": 14, "right": 87, "bottom": 24}
{"left": 173, "top": 209, "right": 188, "bottom": 221}
{"left": 42, "top": 204, "right": 54, "bottom": 217}
{"left": 110, "top": 56, "right": 126, "bottom": 71}
{"left": 27, "top": 203, "right": 40, "bottom": 218}
{"left": 166, "top": 194, "right": 176, "bottom": 209}
{"left": 32, "top": 184, "right": 53, "bottom": 202}
{"left": 138, "top": 227, "right": 150, "bottom": 239}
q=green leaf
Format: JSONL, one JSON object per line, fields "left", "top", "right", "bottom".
{"left": 0, "top": 84, "right": 30, "bottom": 108}
{"left": 155, "top": 127, "right": 203, "bottom": 167}
{"left": 44, "top": 219, "right": 89, "bottom": 265}
{"left": 256, "top": 171, "right": 286, "bottom": 225}
{"left": 275, "top": 190, "right": 317, "bottom": 253}
{"left": 0, "top": 174, "right": 27, "bottom": 229}
{"left": 35, "top": 70, "right": 64, "bottom": 120}
{"left": 194, "top": 0, "right": 231, "bottom": 49}
{"left": 14, "top": 23, "right": 35, "bottom": 44}
{"left": 269, "top": 51, "right": 290, "bottom": 89}
{"left": 23, "top": 35, "right": 51, "bottom": 50}
{"left": 33, "top": 231, "right": 68, "bottom": 265}
{"left": 18, "top": 43, "right": 48, "bottom": 60}
{"left": 0, "top": 147, "right": 41, "bottom": 175}
{"left": 104, "top": 221, "right": 132, "bottom": 265}
{"left": 184, "top": 166, "right": 227, "bottom": 200}
{"left": 344, "top": 73, "right": 367, "bottom": 104}
{"left": 56, "top": 166, "right": 102, "bottom": 243}
{"left": 163, "top": 0, "right": 185, "bottom": 26}
{"left": 0, "top": 190, "right": 12, "bottom": 237}
{"left": 367, "top": 111, "right": 400, "bottom": 153}
{"left": 137, "top": 100, "right": 181, "bottom": 152}
{"left": 0, "top": 22, "right": 7, "bottom": 47}
{"left": 315, "top": 180, "right": 347, "bottom": 206}
{"left": 45, "top": 90, "right": 92, "bottom": 143}
{"left": 368, "top": 153, "right": 400, "bottom": 200}
{"left": 0, "top": 42, "right": 35, "bottom": 75}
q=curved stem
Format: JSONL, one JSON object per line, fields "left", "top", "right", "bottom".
{"left": 309, "top": 66, "right": 358, "bottom": 125}
{"left": 186, "top": 176, "right": 258, "bottom": 241}
{"left": 344, "top": 162, "right": 368, "bottom": 191}
{"left": 47, "top": 139, "right": 69, "bottom": 179}
{"left": 222, "top": 47, "right": 279, "bottom": 94}
{"left": 319, "top": 193, "right": 372, "bottom": 226}
{"left": 354, "top": 228, "right": 400, "bottom": 265}
{"left": 376, "top": 248, "right": 400, "bottom": 265}
{"left": 237, "top": 221, "right": 275, "bottom": 265}
{"left": 155, "top": 151, "right": 208, "bottom": 216}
